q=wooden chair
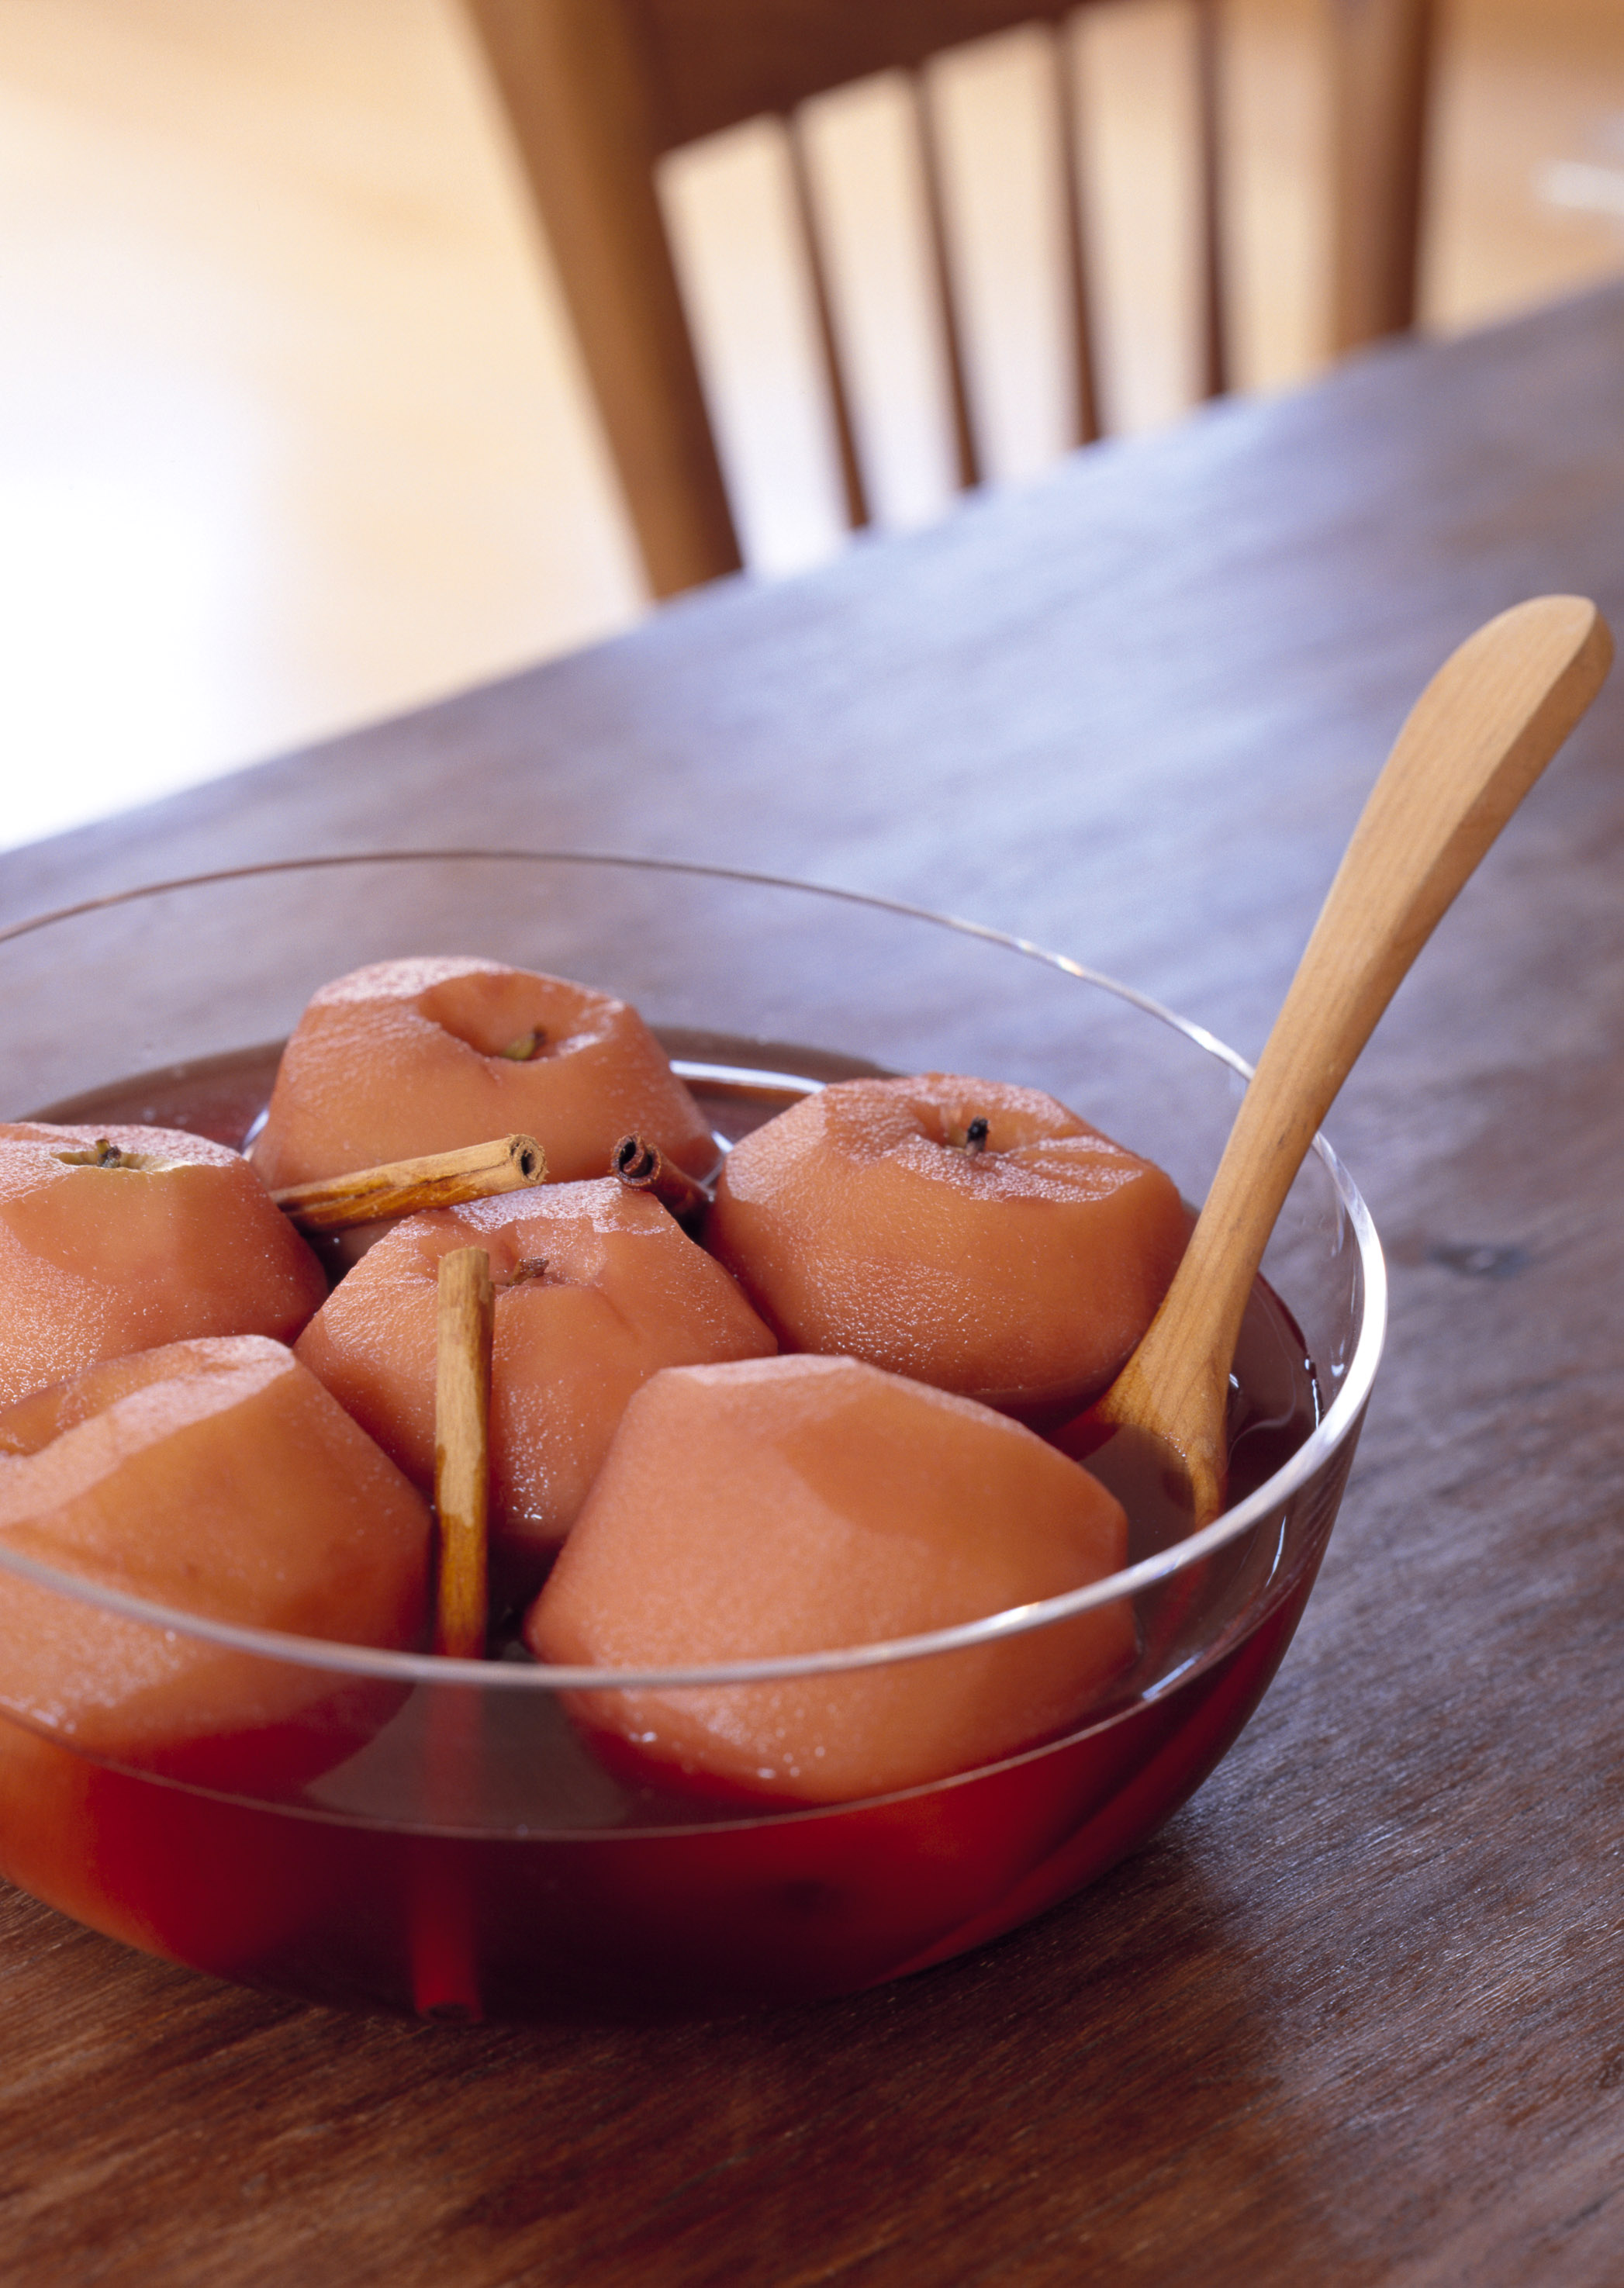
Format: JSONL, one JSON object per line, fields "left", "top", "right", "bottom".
{"left": 459, "top": 0, "right": 1436, "bottom": 598}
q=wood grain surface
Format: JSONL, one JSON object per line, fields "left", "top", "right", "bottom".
{"left": 2, "top": 286, "right": 1623, "bottom": 2284}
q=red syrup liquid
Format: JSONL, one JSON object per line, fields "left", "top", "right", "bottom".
{"left": 0, "top": 1041, "right": 1343, "bottom": 2020}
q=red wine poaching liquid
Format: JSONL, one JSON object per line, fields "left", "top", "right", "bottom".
{"left": 0, "top": 1041, "right": 1335, "bottom": 2020}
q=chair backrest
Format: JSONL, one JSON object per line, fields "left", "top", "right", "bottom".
{"left": 461, "top": 0, "right": 1436, "bottom": 598}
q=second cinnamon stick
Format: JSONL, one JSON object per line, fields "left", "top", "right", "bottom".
{"left": 611, "top": 1133, "right": 709, "bottom": 1231}
{"left": 433, "top": 1245, "right": 494, "bottom": 1660}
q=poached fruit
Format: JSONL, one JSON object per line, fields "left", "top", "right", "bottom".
{"left": 527, "top": 1353, "right": 1135, "bottom": 1802}
{"left": 250, "top": 958, "right": 718, "bottom": 1190}
{"left": 0, "top": 1334, "right": 432, "bottom": 1970}
{"left": 707, "top": 1075, "right": 1190, "bottom": 1422}
{"left": 295, "top": 1178, "right": 776, "bottom": 1592}
{"left": 0, "top": 1120, "right": 326, "bottom": 1408}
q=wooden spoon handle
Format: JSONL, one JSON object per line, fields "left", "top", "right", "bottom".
{"left": 1104, "top": 594, "right": 1613, "bottom": 1515}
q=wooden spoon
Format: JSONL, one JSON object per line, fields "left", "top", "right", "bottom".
{"left": 1086, "top": 593, "right": 1613, "bottom": 1531}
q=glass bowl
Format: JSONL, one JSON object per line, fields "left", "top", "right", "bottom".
{"left": 0, "top": 853, "right": 1384, "bottom": 2020}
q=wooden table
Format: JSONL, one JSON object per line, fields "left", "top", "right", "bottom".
{"left": 2, "top": 284, "right": 1623, "bottom": 2286}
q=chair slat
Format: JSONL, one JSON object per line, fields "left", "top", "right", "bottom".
{"left": 1194, "top": 0, "right": 1230, "bottom": 401}
{"left": 786, "top": 116, "right": 872, "bottom": 531}
{"left": 911, "top": 70, "right": 983, "bottom": 493}
{"left": 1050, "top": 19, "right": 1101, "bottom": 450}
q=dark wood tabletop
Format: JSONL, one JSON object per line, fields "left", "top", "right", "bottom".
{"left": 3, "top": 282, "right": 1623, "bottom": 2286}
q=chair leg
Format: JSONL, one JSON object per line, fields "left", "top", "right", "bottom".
{"left": 911, "top": 68, "right": 982, "bottom": 493}
{"left": 1328, "top": 0, "right": 1437, "bottom": 352}
{"left": 786, "top": 114, "right": 871, "bottom": 531}
{"left": 458, "top": 0, "right": 742, "bottom": 596}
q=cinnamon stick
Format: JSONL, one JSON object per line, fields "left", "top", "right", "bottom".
{"left": 271, "top": 1134, "right": 545, "bottom": 1233}
{"left": 433, "top": 1246, "right": 494, "bottom": 1660}
{"left": 611, "top": 1133, "right": 709, "bottom": 1230}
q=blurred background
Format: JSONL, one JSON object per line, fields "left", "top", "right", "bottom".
{"left": 2, "top": 0, "right": 1622, "bottom": 850}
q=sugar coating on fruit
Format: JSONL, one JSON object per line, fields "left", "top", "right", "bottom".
{"left": 295, "top": 1178, "right": 776, "bottom": 1578}
{"left": 707, "top": 1075, "right": 1189, "bottom": 1420}
{"left": 250, "top": 956, "right": 717, "bottom": 1190}
{"left": 0, "top": 1122, "right": 327, "bottom": 1410}
{"left": 0, "top": 1336, "right": 431, "bottom": 1760}
{"left": 527, "top": 1353, "right": 1134, "bottom": 1802}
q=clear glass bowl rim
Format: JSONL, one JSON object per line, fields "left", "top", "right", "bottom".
{"left": 0, "top": 849, "right": 1387, "bottom": 1692}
